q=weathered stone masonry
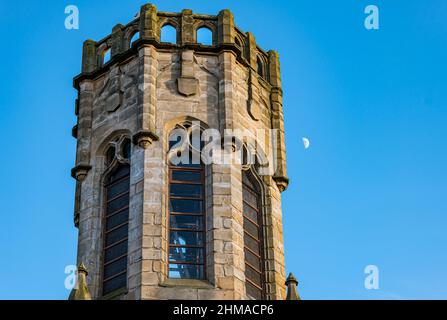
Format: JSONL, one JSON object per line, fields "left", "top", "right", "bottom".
{"left": 71, "top": 3, "right": 291, "bottom": 300}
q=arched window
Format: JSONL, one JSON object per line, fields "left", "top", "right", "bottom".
{"left": 160, "top": 24, "right": 177, "bottom": 44}
{"left": 102, "top": 138, "right": 131, "bottom": 296}
{"left": 242, "top": 169, "right": 265, "bottom": 299}
{"left": 257, "top": 57, "right": 264, "bottom": 78}
{"left": 235, "top": 37, "right": 242, "bottom": 48}
{"left": 130, "top": 31, "right": 140, "bottom": 47}
{"left": 168, "top": 125, "right": 205, "bottom": 280}
{"left": 196, "top": 27, "right": 213, "bottom": 46}
{"left": 103, "top": 48, "right": 111, "bottom": 65}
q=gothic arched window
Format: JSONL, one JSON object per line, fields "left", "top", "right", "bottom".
{"left": 102, "top": 138, "right": 131, "bottom": 296}
{"left": 168, "top": 125, "right": 205, "bottom": 280}
{"left": 242, "top": 169, "right": 265, "bottom": 299}
{"left": 257, "top": 57, "right": 264, "bottom": 78}
{"left": 196, "top": 26, "right": 213, "bottom": 46}
{"left": 161, "top": 24, "right": 177, "bottom": 44}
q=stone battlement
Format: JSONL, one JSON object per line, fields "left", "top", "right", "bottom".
{"left": 75, "top": 4, "right": 277, "bottom": 91}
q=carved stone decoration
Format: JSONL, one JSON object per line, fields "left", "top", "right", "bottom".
{"left": 285, "top": 273, "right": 301, "bottom": 300}
{"left": 97, "top": 67, "right": 124, "bottom": 113}
{"left": 68, "top": 263, "right": 92, "bottom": 300}
{"left": 132, "top": 130, "right": 159, "bottom": 149}
{"left": 71, "top": 164, "right": 92, "bottom": 182}
{"left": 273, "top": 176, "right": 289, "bottom": 192}
{"left": 177, "top": 50, "right": 198, "bottom": 96}
{"left": 106, "top": 92, "right": 122, "bottom": 112}
{"left": 177, "top": 77, "right": 198, "bottom": 97}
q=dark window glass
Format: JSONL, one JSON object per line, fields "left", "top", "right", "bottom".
{"left": 107, "top": 179, "right": 129, "bottom": 199}
{"left": 103, "top": 273, "right": 127, "bottom": 295}
{"left": 243, "top": 217, "right": 259, "bottom": 240}
{"left": 106, "top": 146, "right": 115, "bottom": 165}
{"left": 176, "top": 158, "right": 202, "bottom": 168}
{"left": 242, "top": 170, "right": 265, "bottom": 299}
{"left": 245, "top": 233, "right": 260, "bottom": 255}
{"left": 170, "top": 215, "right": 203, "bottom": 231}
{"left": 169, "top": 247, "right": 204, "bottom": 264}
{"left": 103, "top": 163, "right": 130, "bottom": 296}
{"left": 245, "top": 248, "right": 261, "bottom": 269}
{"left": 172, "top": 170, "right": 202, "bottom": 182}
{"left": 105, "top": 240, "right": 128, "bottom": 263}
{"left": 246, "top": 264, "right": 262, "bottom": 287}
{"left": 168, "top": 134, "right": 205, "bottom": 280}
{"left": 242, "top": 188, "right": 259, "bottom": 209}
{"left": 106, "top": 224, "right": 128, "bottom": 247}
{"left": 170, "top": 184, "right": 202, "bottom": 198}
{"left": 106, "top": 209, "right": 129, "bottom": 230}
{"left": 243, "top": 203, "right": 259, "bottom": 225}
{"left": 235, "top": 37, "right": 241, "bottom": 47}
{"left": 168, "top": 131, "right": 184, "bottom": 150}
{"left": 108, "top": 165, "right": 130, "bottom": 183}
{"left": 170, "top": 199, "right": 203, "bottom": 214}
{"left": 104, "top": 256, "right": 127, "bottom": 280}
{"left": 169, "top": 264, "right": 204, "bottom": 279}
{"left": 107, "top": 194, "right": 129, "bottom": 214}
{"left": 170, "top": 231, "right": 203, "bottom": 246}
{"left": 122, "top": 139, "right": 131, "bottom": 159}
{"left": 246, "top": 281, "right": 262, "bottom": 300}
{"left": 257, "top": 58, "right": 264, "bottom": 78}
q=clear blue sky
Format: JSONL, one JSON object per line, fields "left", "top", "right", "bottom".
{"left": 0, "top": 0, "right": 446, "bottom": 300}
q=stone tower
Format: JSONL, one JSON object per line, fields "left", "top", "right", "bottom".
{"left": 71, "top": 4, "right": 289, "bottom": 300}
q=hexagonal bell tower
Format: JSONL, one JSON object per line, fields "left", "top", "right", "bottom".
{"left": 70, "top": 3, "right": 289, "bottom": 300}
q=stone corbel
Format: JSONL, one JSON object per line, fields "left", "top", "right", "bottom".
{"left": 71, "top": 164, "right": 92, "bottom": 182}
{"left": 105, "top": 67, "right": 123, "bottom": 113}
{"left": 132, "top": 130, "right": 159, "bottom": 149}
{"left": 273, "top": 176, "right": 289, "bottom": 192}
{"left": 177, "top": 50, "right": 198, "bottom": 97}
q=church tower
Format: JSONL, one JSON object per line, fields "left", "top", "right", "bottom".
{"left": 70, "top": 4, "right": 291, "bottom": 300}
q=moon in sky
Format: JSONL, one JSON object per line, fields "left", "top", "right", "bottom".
{"left": 302, "top": 137, "right": 310, "bottom": 149}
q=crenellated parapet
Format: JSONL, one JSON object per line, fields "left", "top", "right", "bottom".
{"left": 74, "top": 4, "right": 273, "bottom": 90}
